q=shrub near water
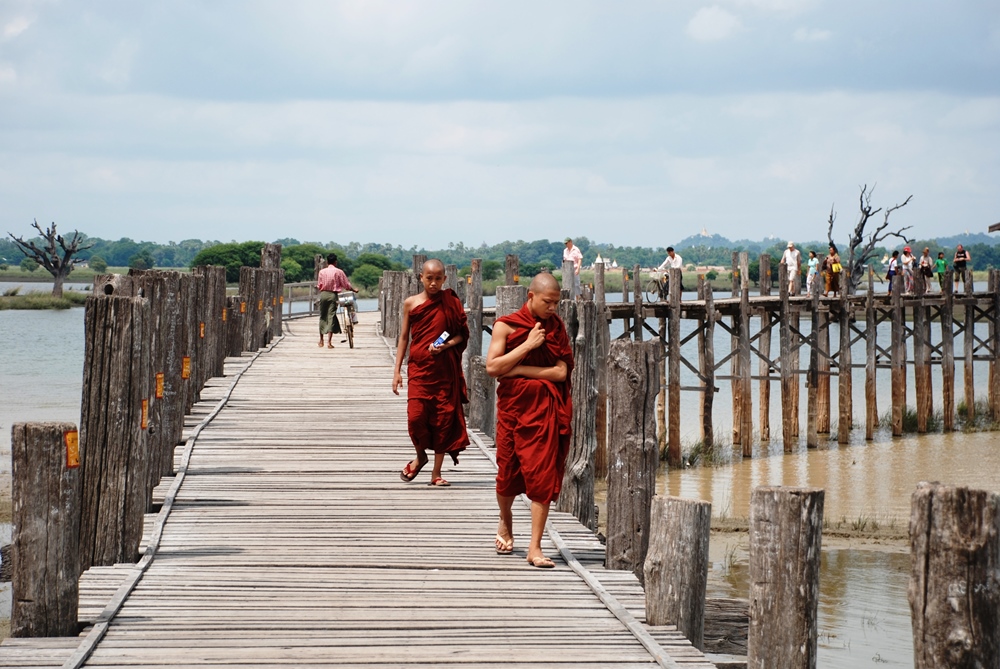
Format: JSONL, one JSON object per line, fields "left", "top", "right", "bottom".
{"left": 0, "top": 291, "right": 88, "bottom": 310}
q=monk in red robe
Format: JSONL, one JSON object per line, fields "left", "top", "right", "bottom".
{"left": 393, "top": 259, "right": 470, "bottom": 486}
{"left": 487, "top": 273, "right": 573, "bottom": 568}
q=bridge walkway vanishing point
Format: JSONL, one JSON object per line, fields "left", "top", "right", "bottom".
{"left": 1, "top": 312, "right": 717, "bottom": 669}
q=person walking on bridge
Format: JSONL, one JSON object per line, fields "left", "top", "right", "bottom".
{"left": 562, "top": 238, "right": 583, "bottom": 299}
{"left": 317, "top": 253, "right": 359, "bottom": 348}
{"left": 656, "top": 246, "right": 685, "bottom": 292}
{"left": 393, "top": 259, "right": 470, "bottom": 487}
{"left": 487, "top": 273, "right": 574, "bottom": 568}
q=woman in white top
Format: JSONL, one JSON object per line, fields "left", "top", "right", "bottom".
{"left": 805, "top": 251, "right": 819, "bottom": 294}
{"left": 900, "top": 246, "right": 915, "bottom": 293}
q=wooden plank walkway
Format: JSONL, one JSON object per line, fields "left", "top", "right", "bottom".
{"left": 1, "top": 313, "right": 718, "bottom": 669}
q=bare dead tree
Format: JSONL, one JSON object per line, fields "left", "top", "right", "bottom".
{"left": 8, "top": 221, "right": 94, "bottom": 298}
{"left": 826, "top": 185, "right": 913, "bottom": 294}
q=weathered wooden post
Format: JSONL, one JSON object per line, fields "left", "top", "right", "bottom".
{"left": 816, "top": 273, "right": 831, "bottom": 435}
{"left": 666, "top": 267, "right": 682, "bottom": 467}
{"left": 621, "top": 266, "right": 631, "bottom": 335}
{"left": 865, "top": 268, "right": 878, "bottom": 440}
{"left": 758, "top": 254, "right": 772, "bottom": 442}
{"left": 737, "top": 252, "right": 753, "bottom": 455}
{"left": 837, "top": 286, "right": 852, "bottom": 444}
{"left": 700, "top": 281, "right": 716, "bottom": 450}
{"left": 914, "top": 271, "right": 933, "bottom": 432}
{"left": 779, "top": 262, "right": 797, "bottom": 450}
{"left": 79, "top": 295, "right": 151, "bottom": 572}
{"left": 412, "top": 254, "right": 427, "bottom": 278}
{"left": 909, "top": 482, "right": 1000, "bottom": 668}
{"left": 990, "top": 270, "right": 1000, "bottom": 421}
{"left": 11, "top": 422, "right": 82, "bottom": 637}
{"left": 557, "top": 299, "right": 599, "bottom": 531}
{"left": 561, "top": 259, "right": 576, "bottom": 299}
{"left": 748, "top": 486, "right": 824, "bottom": 669}
{"left": 643, "top": 495, "right": 711, "bottom": 650}
{"left": 225, "top": 295, "right": 245, "bottom": 359}
{"left": 504, "top": 254, "right": 519, "bottom": 285}
{"left": 445, "top": 264, "right": 458, "bottom": 292}
{"left": 606, "top": 339, "right": 661, "bottom": 581}
{"left": 891, "top": 274, "right": 906, "bottom": 435}
{"left": 632, "top": 263, "right": 642, "bottom": 341}
{"left": 941, "top": 271, "right": 956, "bottom": 431}
{"left": 594, "top": 262, "right": 609, "bottom": 479}
{"left": 463, "top": 259, "right": 484, "bottom": 395}
{"left": 467, "top": 355, "right": 495, "bottom": 439}
{"left": 806, "top": 279, "right": 821, "bottom": 449}
{"left": 964, "top": 271, "right": 975, "bottom": 421}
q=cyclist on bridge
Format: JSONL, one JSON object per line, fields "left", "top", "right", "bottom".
{"left": 656, "top": 246, "right": 685, "bottom": 292}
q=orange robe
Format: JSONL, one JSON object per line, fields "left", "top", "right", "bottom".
{"left": 405, "top": 289, "right": 470, "bottom": 457}
{"left": 495, "top": 303, "right": 574, "bottom": 504}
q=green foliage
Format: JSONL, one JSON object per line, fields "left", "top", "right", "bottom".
{"left": 20, "top": 257, "right": 38, "bottom": 272}
{"left": 282, "top": 243, "right": 327, "bottom": 280}
{"left": 355, "top": 253, "right": 395, "bottom": 271}
{"left": 0, "top": 291, "right": 88, "bottom": 310}
{"left": 351, "top": 264, "right": 383, "bottom": 289}
{"left": 89, "top": 255, "right": 108, "bottom": 273}
{"left": 280, "top": 259, "right": 304, "bottom": 281}
{"left": 520, "top": 260, "right": 555, "bottom": 277}
{"left": 191, "top": 241, "right": 265, "bottom": 282}
{"left": 128, "top": 249, "right": 156, "bottom": 270}
{"left": 481, "top": 259, "right": 503, "bottom": 280}
{"left": 0, "top": 263, "right": 8, "bottom": 272}
{"left": 748, "top": 260, "right": 760, "bottom": 285}
{"left": 705, "top": 270, "right": 718, "bottom": 280}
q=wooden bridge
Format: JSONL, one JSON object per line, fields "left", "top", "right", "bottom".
{"left": 1, "top": 313, "right": 719, "bottom": 669}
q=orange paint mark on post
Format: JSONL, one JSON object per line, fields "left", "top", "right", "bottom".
{"left": 182, "top": 356, "right": 191, "bottom": 379}
{"left": 155, "top": 372, "right": 164, "bottom": 399}
{"left": 222, "top": 308, "right": 228, "bottom": 322}
{"left": 279, "top": 296, "right": 284, "bottom": 304}
{"left": 272, "top": 297, "right": 277, "bottom": 306}
{"left": 141, "top": 399, "right": 149, "bottom": 429}
{"left": 64, "top": 430, "right": 80, "bottom": 469}
{"left": 240, "top": 302, "right": 246, "bottom": 314}
{"left": 257, "top": 300, "right": 263, "bottom": 311}
{"left": 199, "top": 322, "right": 205, "bottom": 338}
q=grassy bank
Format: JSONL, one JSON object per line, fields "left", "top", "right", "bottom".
{"left": 0, "top": 290, "right": 88, "bottom": 310}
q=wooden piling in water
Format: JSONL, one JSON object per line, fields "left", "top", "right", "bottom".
{"left": 806, "top": 284, "right": 820, "bottom": 449}
{"left": 816, "top": 300, "right": 830, "bottom": 435}
{"left": 990, "top": 269, "right": 1000, "bottom": 422}
{"left": 758, "top": 254, "right": 772, "bottom": 442}
{"left": 632, "top": 264, "right": 642, "bottom": 341}
{"left": 737, "top": 252, "right": 753, "bottom": 455}
{"left": 865, "top": 269, "right": 878, "bottom": 440}
{"left": 964, "top": 270, "right": 975, "bottom": 421}
{"left": 891, "top": 275, "right": 906, "bottom": 436}
{"left": 594, "top": 263, "right": 608, "bottom": 479}
{"left": 556, "top": 299, "right": 599, "bottom": 531}
{"left": 837, "top": 287, "right": 852, "bottom": 444}
{"left": 643, "top": 495, "right": 711, "bottom": 650}
{"left": 700, "top": 281, "right": 715, "bottom": 450}
{"left": 941, "top": 271, "right": 956, "bottom": 431}
{"left": 779, "top": 263, "right": 797, "bottom": 450}
{"left": 914, "top": 272, "right": 933, "bottom": 433}
{"left": 79, "top": 295, "right": 151, "bottom": 572}
{"left": 909, "top": 482, "right": 1000, "bottom": 668}
{"left": 748, "top": 486, "right": 824, "bottom": 669}
{"left": 606, "top": 339, "right": 661, "bottom": 581}
{"left": 666, "top": 268, "right": 682, "bottom": 466}
{"left": 11, "top": 422, "right": 81, "bottom": 637}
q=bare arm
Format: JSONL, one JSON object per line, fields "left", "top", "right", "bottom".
{"left": 392, "top": 298, "right": 414, "bottom": 395}
{"left": 486, "top": 321, "right": 546, "bottom": 378}
{"left": 506, "top": 359, "right": 568, "bottom": 382}
{"left": 429, "top": 333, "right": 464, "bottom": 356}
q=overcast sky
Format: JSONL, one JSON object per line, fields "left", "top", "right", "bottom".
{"left": 1, "top": 1, "right": 998, "bottom": 249}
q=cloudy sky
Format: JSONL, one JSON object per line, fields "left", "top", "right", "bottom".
{"left": 1, "top": 1, "right": 998, "bottom": 249}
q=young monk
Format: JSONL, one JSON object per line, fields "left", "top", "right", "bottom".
{"left": 486, "top": 272, "right": 574, "bottom": 568}
{"left": 392, "top": 259, "right": 469, "bottom": 486}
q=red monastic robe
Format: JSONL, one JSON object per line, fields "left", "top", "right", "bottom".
{"left": 494, "top": 303, "right": 574, "bottom": 504}
{"left": 405, "top": 289, "right": 470, "bottom": 457}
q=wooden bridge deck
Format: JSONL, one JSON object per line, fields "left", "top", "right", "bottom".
{"left": 1, "top": 313, "right": 719, "bottom": 669}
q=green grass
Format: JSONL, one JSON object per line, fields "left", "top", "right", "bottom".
{"left": 880, "top": 401, "right": 999, "bottom": 433}
{"left": 0, "top": 291, "right": 88, "bottom": 310}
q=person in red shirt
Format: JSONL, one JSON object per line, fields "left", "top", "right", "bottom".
{"left": 487, "top": 273, "right": 574, "bottom": 568}
{"left": 392, "top": 259, "right": 470, "bottom": 487}
{"left": 316, "top": 254, "right": 359, "bottom": 348}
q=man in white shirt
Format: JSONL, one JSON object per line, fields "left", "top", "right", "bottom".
{"left": 562, "top": 238, "right": 583, "bottom": 298}
{"left": 781, "top": 241, "right": 802, "bottom": 295}
{"left": 656, "top": 247, "right": 685, "bottom": 292}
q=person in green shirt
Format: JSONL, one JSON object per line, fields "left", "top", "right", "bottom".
{"left": 934, "top": 252, "right": 947, "bottom": 291}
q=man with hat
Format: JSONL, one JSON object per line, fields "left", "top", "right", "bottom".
{"left": 562, "top": 238, "right": 583, "bottom": 299}
{"left": 780, "top": 241, "right": 802, "bottom": 295}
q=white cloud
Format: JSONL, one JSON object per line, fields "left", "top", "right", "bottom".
{"left": 2, "top": 16, "right": 31, "bottom": 40}
{"left": 687, "top": 7, "right": 743, "bottom": 42}
{"left": 794, "top": 27, "right": 832, "bottom": 42}
{"left": 0, "top": 63, "right": 16, "bottom": 84}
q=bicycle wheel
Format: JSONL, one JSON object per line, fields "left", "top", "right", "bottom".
{"left": 345, "top": 307, "right": 355, "bottom": 349}
{"left": 645, "top": 279, "right": 662, "bottom": 303}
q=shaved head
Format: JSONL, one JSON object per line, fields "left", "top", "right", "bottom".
{"left": 423, "top": 258, "right": 445, "bottom": 274}
{"left": 529, "top": 272, "right": 560, "bottom": 294}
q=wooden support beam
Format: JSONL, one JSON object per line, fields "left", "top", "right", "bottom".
{"left": 758, "top": 254, "right": 772, "bottom": 442}
{"left": 941, "top": 271, "right": 956, "bottom": 431}
{"left": 738, "top": 253, "right": 753, "bottom": 455}
{"left": 816, "top": 302, "right": 831, "bottom": 435}
{"left": 964, "top": 270, "right": 975, "bottom": 421}
{"left": 891, "top": 275, "right": 906, "bottom": 436}
{"left": 807, "top": 283, "right": 820, "bottom": 449}
{"left": 748, "top": 486, "right": 824, "bottom": 669}
{"left": 909, "top": 482, "right": 1000, "bottom": 668}
{"left": 504, "top": 254, "right": 519, "bottom": 286}
{"left": 667, "top": 268, "right": 682, "bottom": 466}
{"left": 606, "top": 340, "right": 661, "bottom": 582}
{"left": 467, "top": 355, "right": 495, "bottom": 438}
{"left": 700, "top": 281, "right": 716, "bottom": 450}
{"left": 990, "top": 269, "right": 1000, "bottom": 422}
{"left": 11, "top": 422, "right": 81, "bottom": 637}
{"left": 644, "top": 495, "right": 711, "bottom": 650}
{"left": 837, "top": 288, "right": 852, "bottom": 444}
{"left": 562, "top": 259, "right": 576, "bottom": 300}
{"left": 594, "top": 262, "right": 608, "bottom": 480}
{"left": 914, "top": 271, "right": 933, "bottom": 433}
{"left": 865, "top": 268, "right": 878, "bottom": 440}
{"left": 779, "top": 262, "right": 797, "bottom": 450}
{"left": 633, "top": 264, "right": 642, "bottom": 341}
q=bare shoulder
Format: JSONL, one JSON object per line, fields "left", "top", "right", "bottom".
{"left": 403, "top": 293, "right": 428, "bottom": 311}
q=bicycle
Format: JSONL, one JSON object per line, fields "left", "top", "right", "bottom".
{"left": 338, "top": 293, "right": 357, "bottom": 349}
{"left": 644, "top": 272, "right": 669, "bottom": 303}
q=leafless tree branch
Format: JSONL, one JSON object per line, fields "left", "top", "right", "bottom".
{"left": 8, "top": 220, "right": 94, "bottom": 297}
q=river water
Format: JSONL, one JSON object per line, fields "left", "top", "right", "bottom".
{"left": 1, "top": 294, "right": 998, "bottom": 665}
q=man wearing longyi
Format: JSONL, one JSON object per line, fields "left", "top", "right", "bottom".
{"left": 487, "top": 273, "right": 574, "bottom": 568}
{"left": 392, "top": 259, "right": 470, "bottom": 487}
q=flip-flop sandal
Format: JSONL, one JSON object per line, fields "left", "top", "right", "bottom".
{"left": 495, "top": 534, "right": 514, "bottom": 555}
{"left": 427, "top": 477, "right": 451, "bottom": 487}
{"left": 526, "top": 556, "right": 555, "bottom": 569}
{"left": 399, "top": 458, "right": 427, "bottom": 482}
